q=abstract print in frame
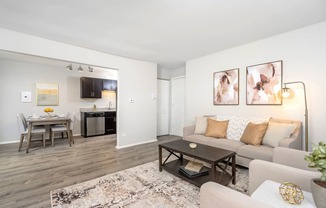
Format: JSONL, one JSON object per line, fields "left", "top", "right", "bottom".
{"left": 36, "top": 83, "right": 59, "bottom": 106}
{"left": 246, "top": 60, "right": 282, "bottom": 105}
{"left": 213, "top": 68, "right": 239, "bottom": 105}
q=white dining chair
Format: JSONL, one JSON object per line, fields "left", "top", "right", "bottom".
{"left": 17, "top": 113, "right": 46, "bottom": 152}
{"left": 50, "top": 113, "right": 75, "bottom": 146}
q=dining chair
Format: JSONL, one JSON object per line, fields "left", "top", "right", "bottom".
{"left": 17, "top": 113, "right": 46, "bottom": 152}
{"left": 50, "top": 113, "right": 75, "bottom": 146}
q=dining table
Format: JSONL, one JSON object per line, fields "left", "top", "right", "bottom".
{"left": 26, "top": 116, "right": 72, "bottom": 153}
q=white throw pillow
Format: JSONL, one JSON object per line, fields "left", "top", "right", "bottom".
{"left": 194, "top": 115, "right": 217, "bottom": 134}
{"left": 194, "top": 116, "right": 209, "bottom": 134}
{"left": 262, "top": 122, "right": 297, "bottom": 147}
{"left": 216, "top": 115, "right": 270, "bottom": 140}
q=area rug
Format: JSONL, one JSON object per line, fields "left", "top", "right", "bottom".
{"left": 51, "top": 161, "right": 248, "bottom": 208}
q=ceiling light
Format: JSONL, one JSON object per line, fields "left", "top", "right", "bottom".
{"left": 78, "top": 65, "right": 83, "bottom": 72}
{"left": 88, "top": 66, "right": 94, "bottom": 72}
{"left": 66, "top": 64, "right": 73, "bottom": 71}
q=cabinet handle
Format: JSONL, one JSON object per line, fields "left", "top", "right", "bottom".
{"left": 114, "top": 118, "right": 116, "bottom": 122}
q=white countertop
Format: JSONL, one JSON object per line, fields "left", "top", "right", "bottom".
{"left": 80, "top": 108, "right": 116, "bottom": 112}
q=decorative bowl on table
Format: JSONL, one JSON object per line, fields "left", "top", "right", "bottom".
{"left": 44, "top": 107, "right": 54, "bottom": 117}
{"left": 189, "top": 143, "right": 197, "bottom": 149}
{"left": 279, "top": 182, "right": 304, "bottom": 204}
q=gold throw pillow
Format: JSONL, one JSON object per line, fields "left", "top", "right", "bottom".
{"left": 204, "top": 118, "right": 229, "bottom": 138}
{"left": 240, "top": 122, "right": 268, "bottom": 146}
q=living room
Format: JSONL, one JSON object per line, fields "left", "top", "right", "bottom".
{"left": 0, "top": 1, "right": 326, "bottom": 208}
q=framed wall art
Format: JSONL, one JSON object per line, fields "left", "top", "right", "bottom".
{"left": 36, "top": 83, "right": 59, "bottom": 106}
{"left": 246, "top": 60, "right": 282, "bottom": 105}
{"left": 213, "top": 68, "right": 239, "bottom": 105}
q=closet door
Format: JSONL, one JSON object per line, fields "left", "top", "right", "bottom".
{"left": 171, "top": 76, "right": 185, "bottom": 137}
{"left": 157, "top": 79, "right": 169, "bottom": 136}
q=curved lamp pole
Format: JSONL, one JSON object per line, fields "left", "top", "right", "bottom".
{"left": 283, "top": 81, "right": 308, "bottom": 151}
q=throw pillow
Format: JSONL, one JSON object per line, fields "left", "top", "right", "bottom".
{"left": 240, "top": 122, "right": 269, "bottom": 146}
{"left": 194, "top": 115, "right": 216, "bottom": 134}
{"left": 194, "top": 116, "right": 208, "bottom": 134}
{"left": 204, "top": 118, "right": 229, "bottom": 138}
{"left": 262, "top": 122, "right": 297, "bottom": 147}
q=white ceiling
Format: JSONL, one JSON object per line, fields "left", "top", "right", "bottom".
{"left": 0, "top": 0, "right": 326, "bottom": 70}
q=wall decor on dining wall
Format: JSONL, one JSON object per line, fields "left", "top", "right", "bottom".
{"left": 246, "top": 60, "right": 282, "bottom": 105}
{"left": 36, "top": 83, "right": 59, "bottom": 106}
{"left": 213, "top": 68, "right": 239, "bottom": 105}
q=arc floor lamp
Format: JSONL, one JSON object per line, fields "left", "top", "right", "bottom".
{"left": 282, "top": 81, "right": 308, "bottom": 151}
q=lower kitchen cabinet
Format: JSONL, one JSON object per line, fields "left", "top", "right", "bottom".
{"left": 105, "top": 112, "right": 116, "bottom": 134}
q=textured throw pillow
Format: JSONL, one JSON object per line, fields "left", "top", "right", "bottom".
{"left": 240, "top": 122, "right": 269, "bottom": 146}
{"left": 204, "top": 118, "right": 229, "bottom": 138}
{"left": 262, "top": 122, "right": 297, "bottom": 147}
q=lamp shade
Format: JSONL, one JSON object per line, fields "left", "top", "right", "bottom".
{"left": 278, "top": 87, "right": 295, "bottom": 99}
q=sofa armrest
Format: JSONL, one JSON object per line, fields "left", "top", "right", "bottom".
{"left": 273, "top": 147, "right": 314, "bottom": 171}
{"left": 200, "top": 182, "right": 271, "bottom": 208}
{"left": 248, "top": 160, "right": 321, "bottom": 195}
{"left": 278, "top": 137, "right": 301, "bottom": 150}
{"left": 183, "top": 125, "right": 195, "bottom": 138}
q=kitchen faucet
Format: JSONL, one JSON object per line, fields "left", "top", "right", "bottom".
{"left": 108, "top": 101, "right": 112, "bottom": 110}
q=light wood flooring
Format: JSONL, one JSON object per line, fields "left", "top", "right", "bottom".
{"left": 0, "top": 135, "right": 181, "bottom": 208}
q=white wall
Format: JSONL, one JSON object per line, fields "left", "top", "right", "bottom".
{"left": 170, "top": 66, "right": 185, "bottom": 78}
{"left": 157, "top": 68, "right": 171, "bottom": 80}
{"left": 186, "top": 21, "right": 326, "bottom": 150}
{"left": 157, "top": 66, "right": 185, "bottom": 80}
{"left": 0, "top": 28, "right": 157, "bottom": 148}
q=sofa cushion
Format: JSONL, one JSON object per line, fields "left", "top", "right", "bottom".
{"left": 237, "top": 145, "right": 273, "bottom": 162}
{"left": 240, "top": 122, "right": 268, "bottom": 146}
{"left": 262, "top": 122, "right": 297, "bottom": 147}
{"left": 216, "top": 115, "right": 270, "bottom": 141}
{"left": 184, "top": 134, "right": 214, "bottom": 145}
{"left": 204, "top": 119, "right": 229, "bottom": 138}
{"left": 207, "top": 139, "right": 246, "bottom": 152}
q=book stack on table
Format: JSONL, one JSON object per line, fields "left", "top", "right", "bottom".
{"left": 179, "top": 161, "right": 209, "bottom": 178}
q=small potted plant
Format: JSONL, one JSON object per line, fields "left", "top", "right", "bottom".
{"left": 304, "top": 141, "right": 326, "bottom": 207}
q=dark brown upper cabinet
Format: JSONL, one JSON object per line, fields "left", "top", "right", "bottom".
{"left": 103, "top": 79, "right": 117, "bottom": 91}
{"left": 80, "top": 77, "right": 103, "bottom": 98}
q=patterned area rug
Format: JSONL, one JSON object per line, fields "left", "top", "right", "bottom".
{"left": 51, "top": 161, "right": 248, "bottom": 208}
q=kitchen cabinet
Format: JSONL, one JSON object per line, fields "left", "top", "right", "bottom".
{"left": 103, "top": 79, "right": 117, "bottom": 91}
{"left": 80, "top": 77, "right": 103, "bottom": 98}
{"left": 105, "top": 112, "right": 116, "bottom": 134}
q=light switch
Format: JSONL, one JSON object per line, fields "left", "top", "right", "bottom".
{"left": 152, "top": 93, "right": 157, "bottom": 100}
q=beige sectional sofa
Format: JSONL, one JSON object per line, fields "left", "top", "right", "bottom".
{"left": 183, "top": 117, "right": 302, "bottom": 167}
{"left": 200, "top": 147, "right": 320, "bottom": 208}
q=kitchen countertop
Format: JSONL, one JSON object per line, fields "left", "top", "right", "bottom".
{"left": 80, "top": 108, "right": 116, "bottom": 112}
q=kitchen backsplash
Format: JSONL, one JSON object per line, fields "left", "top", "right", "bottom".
{"left": 80, "top": 90, "right": 116, "bottom": 109}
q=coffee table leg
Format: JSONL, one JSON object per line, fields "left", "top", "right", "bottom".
{"left": 232, "top": 155, "right": 236, "bottom": 184}
{"left": 212, "top": 162, "right": 216, "bottom": 182}
{"left": 159, "top": 146, "right": 162, "bottom": 171}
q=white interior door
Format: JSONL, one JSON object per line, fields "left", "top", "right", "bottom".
{"left": 171, "top": 76, "right": 185, "bottom": 137}
{"left": 157, "top": 79, "right": 169, "bottom": 136}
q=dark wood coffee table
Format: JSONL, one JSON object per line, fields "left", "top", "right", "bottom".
{"left": 159, "top": 140, "right": 236, "bottom": 187}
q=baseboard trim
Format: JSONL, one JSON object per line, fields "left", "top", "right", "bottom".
{"left": 0, "top": 140, "right": 20, "bottom": 145}
{"left": 116, "top": 139, "right": 157, "bottom": 149}
{"left": 0, "top": 133, "right": 81, "bottom": 145}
